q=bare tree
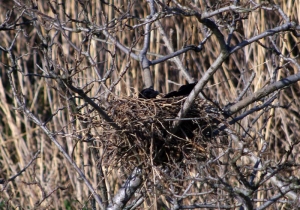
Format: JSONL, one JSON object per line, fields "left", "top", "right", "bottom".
{"left": 1, "top": 0, "right": 300, "bottom": 209}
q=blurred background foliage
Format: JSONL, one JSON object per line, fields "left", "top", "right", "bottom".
{"left": 0, "top": 0, "right": 300, "bottom": 209}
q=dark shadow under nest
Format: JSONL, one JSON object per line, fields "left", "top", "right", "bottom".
{"left": 96, "top": 96, "right": 229, "bottom": 168}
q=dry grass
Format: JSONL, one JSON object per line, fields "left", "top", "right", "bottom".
{"left": 0, "top": 0, "right": 300, "bottom": 209}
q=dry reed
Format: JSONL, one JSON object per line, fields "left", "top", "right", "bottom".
{"left": 0, "top": 0, "right": 299, "bottom": 209}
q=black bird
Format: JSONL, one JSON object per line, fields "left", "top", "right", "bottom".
{"left": 164, "top": 82, "right": 197, "bottom": 98}
{"left": 163, "top": 91, "right": 180, "bottom": 98}
{"left": 177, "top": 82, "right": 197, "bottom": 95}
{"left": 139, "top": 87, "right": 160, "bottom": 99}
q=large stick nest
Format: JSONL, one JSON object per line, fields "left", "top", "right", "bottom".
{"left": 97, "top": 96, "right": 227, "bottom": 167}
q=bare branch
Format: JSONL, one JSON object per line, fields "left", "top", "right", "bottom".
{"left": 225, "top": 72, "right": 300, "bottom": 115}
{"left": 107, "top": 167, "right": 142, "bottom": 210}
{"left": 0, "top": 150, "right": 40, "bottom": 185}
{"left": 256, "top": 183, "right": 300, "bottom": 210}
{"left": 230, "top": 22, "right": 298, "bottom": 54}
{"left": 139, "top": 0, "right": 156, "bottom": 88}
{"left": 154, "top": 20, "right": 194, "bottom": 83}
{"left": 62, "top": 80, "right": 121, "bottom": 130}
{"left": 172, "top": 52, "right": 229, "bottom": 133}
{"left": 5, "top": 46, "right": 105, "bottom": 210}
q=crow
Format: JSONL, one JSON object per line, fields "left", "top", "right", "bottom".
{"left": 164, "top": 82, "right": 197, "bottom": 98}
{"left": 163, "top": 91, "right": 180, "bottom": 98}
{"left": 139, "top": 87, "right": 160, "bottom": 99}
{"left": 177, "top": 82, "right": 197, "bottom": 95}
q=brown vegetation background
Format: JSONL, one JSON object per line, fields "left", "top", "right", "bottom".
{"left": 0, "top": 0, "right": 300, "bottom": 209}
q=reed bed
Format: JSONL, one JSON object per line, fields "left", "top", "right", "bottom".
{"left": 0, "top": 0, "right": 299, "bottom": 209}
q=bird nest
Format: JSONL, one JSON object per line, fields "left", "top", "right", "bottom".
{"left": 96, "top": 96, "right": 226, "bottom": 168}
